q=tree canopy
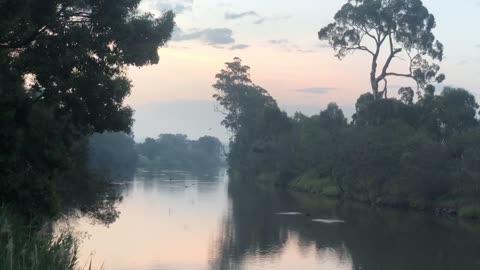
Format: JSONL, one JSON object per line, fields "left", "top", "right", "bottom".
{"left": 318, "top": 0, "right": 445, "bottom": 99}
{"left": 213, "top": 58, "right": 296, "bottom": 182}
{"left": 137, "top": 134, "right": 225, "bottom": 170}
{"left": 213, "top": 57, "right": 277, "bottom": 136}
{"left": 88, "top": 132, "right": 138, "bottom": 179}
{"left": 0, "top": 0, "right": 175, "bottom": 218}
{"left": 215, "top": 57, "right": 480, "bottom": 218}
{"left": 1, "top": 0, "right": 175, "bottom": 133}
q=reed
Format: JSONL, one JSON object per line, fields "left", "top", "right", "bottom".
{"left": 0, "top": 208, "right": 78, "bottom": 270}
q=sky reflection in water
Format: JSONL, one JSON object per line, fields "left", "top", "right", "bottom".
{"left": 72, "top": 168, "right": 480, "bottom": 270}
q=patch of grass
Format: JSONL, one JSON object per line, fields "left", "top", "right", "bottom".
{"left": 459, "top": 205, "right": 480, "bottom": 220}
{"left": 0, "top": 208, "right": 79, "bottom": 270}
{"left": 290, "top": 171, "right": 340, "bottom": 197}
{"left": 256, "top": 172, "right": 277, "bottom": 184}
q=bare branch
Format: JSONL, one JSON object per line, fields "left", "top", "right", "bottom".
{"left": 0, "top": 26, "right": 48, "bottom": 49}
{"left": 0, "top": 5, "right": 69, "bottom": 50}
{"left": 376, "top": 33, "right": 403, "bottom": 83}
{"left": 344, "top": 21, "right": 379, "bottom": 45}
{"left": 384, "top": 72, "right": 413, "bottom": 78}
{"left": 361, "top": 25, "right": 379, "bottom": 44}
{"left": 345, "top": 46, "right": 375, "bottom": 56}
{"left": 378, "top": 32, "right": 389, "bottom": 46}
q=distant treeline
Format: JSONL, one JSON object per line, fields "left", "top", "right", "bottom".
{"left": 88, "top": 133, "right": 225, "bottom": 176}
{"left": 88, "top": 132, "right": 139, "bottom": 179}
{"left": 137, "top": 134, "right": 225, "bottom": 169}
{"left": 214, "top": 58, "right": 480, "bottom": 219}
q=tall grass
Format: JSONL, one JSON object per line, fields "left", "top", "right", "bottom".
{"left": 0, "top": 208, "right": 79, "bottom": 270}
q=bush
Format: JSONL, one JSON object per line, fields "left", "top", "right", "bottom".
{"left": 291, "top": 171, "right": 340, "bottom": 197}
{"left": 459, "top": 205, "right": 480, "bottom": 220}
{"left": 0, "top": 208, "right": 78, "bottom": 270}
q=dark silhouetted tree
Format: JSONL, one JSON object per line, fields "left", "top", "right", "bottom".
{"left": 212, "top": 57, "right": 277, "bottom": 136}
{"left": 398, "top": 87, "right": 415, "bottom": 105}
{"left": 318, "top": 0, "right": 445, "bottom": 99}
{"left": 137, "top": 134, "right": 224, "bottom": 170}
{"left": 0, "top": 0, "right": 175, "bottom": 217}
{"left": 213, "top": 58, "right": 295, "bottom": 182}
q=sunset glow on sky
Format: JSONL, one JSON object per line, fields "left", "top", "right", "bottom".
{"left": 128, "top": 0, "right": 480, "bottom": 141}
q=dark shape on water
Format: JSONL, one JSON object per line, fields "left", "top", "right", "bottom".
{"left": 311, "top": 219, "right": 345, "bottom": 224}
{"left": 276, "top": 212, "right": 303, "bottom": 215}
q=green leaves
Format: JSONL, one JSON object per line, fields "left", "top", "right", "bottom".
{"left": 213, "top": 58, "right": 278, "bottom": 135}
{"left": 319, "top": 0, "right": 444, "bottom": 98}
{"left": 116, "top": 11, "right": 175, "bottom": 66}
{"left": 213, "top": 58, "right": 296, "bottom": 182}
{"left": 136, "top": 134, "right": 224, "bottom": 170}
{"left": 0, "top": 0, "right": 174, "bottom": 218}
{"left": 216, "top": 59, "right": 480, "bottom": 211}
{"left": 1, "top": 0, "right": 175, "bottom": 133}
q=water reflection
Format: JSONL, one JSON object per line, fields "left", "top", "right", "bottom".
{"left": 209, "top": 182, "right": 353, "bottom": 270}
{"left": 74, "top": 168, "right": 228, "bottom": 270}
{"left": 213, "top": 181, "right": 480, "bottom": 270}
{"left": 73, "top": 169, "right": 480, "bottom": 270}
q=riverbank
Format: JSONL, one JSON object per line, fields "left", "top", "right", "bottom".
{"left": 284, "top": 171, "right": 480, "bottom": 221}
{"left": 0, "top": 208, "right": 79, "bottom": 270}
{"left": 252, "top": 169, "right": 480, "bottom": 221}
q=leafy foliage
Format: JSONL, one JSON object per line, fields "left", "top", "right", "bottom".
{"left": 318, "top": 0, "right": 444, "bottom": 99}
{"left": 0, "top": 0, "right": 174, "bottom": 218}
{"left": 88, "top": 132, "right": 138, "bottom": 179}
{"left": 137, "top": 134, "right": 225, "bottom": 170}
{"left": 213, "top": 58, "right": 296, "bottom": 183}
{"left": 214, "top": 58, "right": 480, "bottom": 217}
{"left": 213, "top": 57, "right": 278, "bottom": 135}
{"left": 0, "top": 208, "right": 78, "bottom": 270}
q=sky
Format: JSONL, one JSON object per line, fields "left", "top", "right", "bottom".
{"left": 128, "top": 0, "right": 480, "bottom": 142}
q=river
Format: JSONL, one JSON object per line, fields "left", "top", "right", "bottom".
{"left": 71, "top": 168, "right": 480, "bottom": 270}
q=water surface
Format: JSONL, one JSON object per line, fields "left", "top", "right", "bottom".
{"left": 73, "top": 168, "right": 480, "bottom": 270}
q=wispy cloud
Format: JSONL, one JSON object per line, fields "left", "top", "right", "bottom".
{"left": 145, "top": 0, "right": 194, "bottom": 14}
{"left": 225, "top": 11, "right": 258, "bottom": 20}
{"left": 165, "top": 44, "right": 191, "bottom": 49}
{"left": 293, "top": 46, "right": 314, "bottom": 53}
{"left": 173, "top": 27, "right": 235, "bottom": 45}
{"left": 316, "top": 43, "right": 331, "bottom": 49}
{"left": 217, "top": 2, "right": 232, "bottom": 8}
{"left": 230, "top": 44, "right": 250, "bottom": 50}
{"left": 457, "top": 59, "right": 468, "bottom": 66}
{"left": 254, "top": 15, "right": 291, "bottom": 25}
{"left": 224, "top": 11, "right": 290, "bottom": 25}
{"left": 269, "top": 39, "right": 289, "bottom": 44}
{"left": 295, "top": 87, "right": 335, "bottom": 94}
{"left": 253, "top": 18, "right": 266, "bottom": 24}
{"left": 269, "top": 39, "right": 315, "bottom": 54}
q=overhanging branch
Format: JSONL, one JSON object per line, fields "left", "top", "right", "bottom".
{"left": 344, "top": 45, "right": 375, "bottom": 56}
{"left": 384, "top": 72, "right": 413, "bottom": 78}
{"left": 0, "top": 26, "right": 48, "bottom": 49}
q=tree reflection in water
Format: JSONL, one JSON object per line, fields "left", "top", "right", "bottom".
{"left": 211, "top": 179, "right": 480, "bottom": 270}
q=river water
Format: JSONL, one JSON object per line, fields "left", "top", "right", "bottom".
{"left": 72, "top": 168, "right": 480, "bottom": 270}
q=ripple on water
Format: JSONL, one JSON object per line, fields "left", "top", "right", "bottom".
{"left": 311, "top": 219, "right": 345, "bottom": 224}
{"left": 276, "top": 212, "right": 304, "bottom": 215}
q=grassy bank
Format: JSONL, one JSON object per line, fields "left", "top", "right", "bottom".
{"left": 0, "top": 208, "right": 79, "bottom": 270}
{"left": 277, "top": 170, "right": 480, "bottom": 221}
{"left": 288, "top": 170, "right": 341, "bottom": 197}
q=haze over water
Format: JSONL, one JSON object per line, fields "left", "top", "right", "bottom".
{"left": 68, "top": 168, "right": 480, "bottom": 270}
